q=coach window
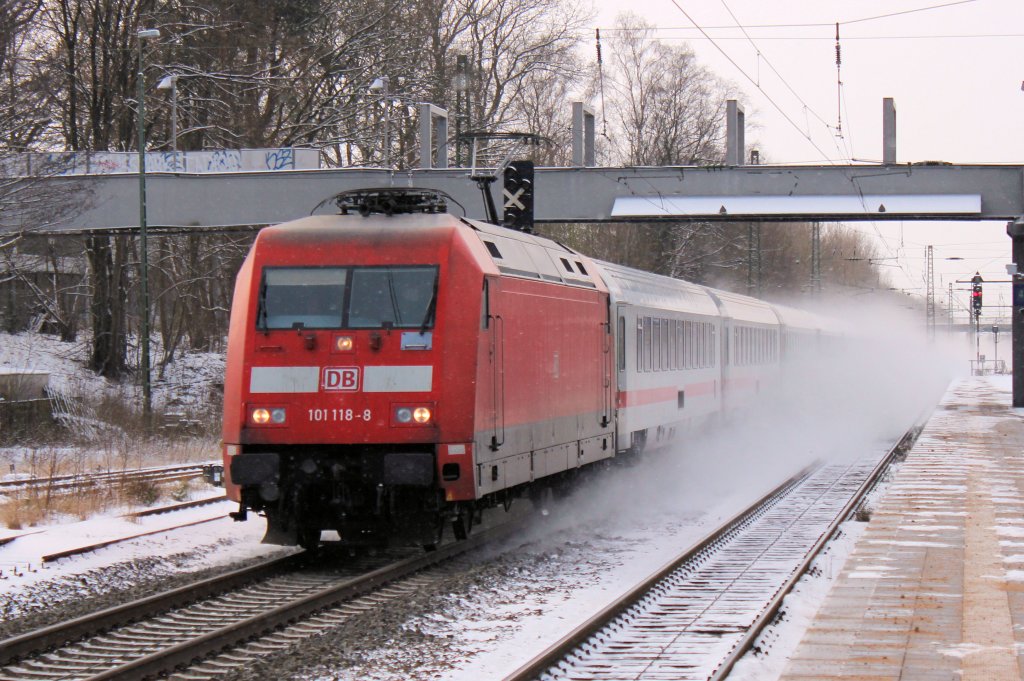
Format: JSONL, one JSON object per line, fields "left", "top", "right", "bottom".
{"left": 703, "top": 324, "right": 710, "bottom": 367}
{"left": 643, "top": 317, "right": 653, "bottom": 372}
{"left": 652, "top": 318, "right": 661, "bottom": 371}
{"left": 696, "top": 323, "right": 702, "bottom": 367}
{"left": 636, "top": 318, "right": 643, "bottom": 372}
{"left": 697, "top": 322, "right": 704, "bottom": 368}
{"left": 673, "top": 321, "right": 680, "bottom": 369}
{"left": 700, "top": 324, "right": 705, "bottom": 367}
{"left": 665, "top": 318, "right": 671, "bottom": 369}
{"left": 689, "top": 321, "right": 697, "bottom": 369}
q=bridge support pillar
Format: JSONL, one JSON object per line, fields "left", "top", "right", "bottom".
{"left": 571, "top": 102, "right": 596, "bottom": 167}
{"left": 418, "top": 104, "right": 449, "bottom": 169}
{"left": 883, "top": 98, "right": 897, "bottom": 164}
{"left": 1008, "top": 217, "right": 1024, "bottom": 406}
{"left": 726, "top": 100, "right": 745, "bottom": 166}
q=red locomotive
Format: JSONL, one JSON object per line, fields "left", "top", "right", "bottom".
{"left": 222, "top": 189, "right": 828, "bottom": 549}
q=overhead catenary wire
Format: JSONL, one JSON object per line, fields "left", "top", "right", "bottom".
{"left": 664, "top": 0, "right": 840, "bottom": 165}
{"left": 599, "top": 0, "right": 983, "bottom": 33}
{"left": 589, "top": 33, "right": 1024, "bottom": 42}
{"left": 717, "top": 0, "right": 850, "bottom": 161}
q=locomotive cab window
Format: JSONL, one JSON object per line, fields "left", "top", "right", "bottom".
{"left": 257, "top": 265, "right": 438, "bottom": 330}
{"left": 258, "top": 267, "right": 347, "bottom": 329}
{"left": 349, "top": 267, "right": 438, "bottom": 329}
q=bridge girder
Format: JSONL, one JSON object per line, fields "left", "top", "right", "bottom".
{"left": 4, "top": 163, "right": 1024, "bottom": 233}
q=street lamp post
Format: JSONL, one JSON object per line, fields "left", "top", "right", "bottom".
{"left": 453, "top": 55, "right": 468, "bottom": 167}
{"left": 137, "top": 27, "right": 159, "bottom": 419}
{"left": 369, "top": 76, "right": 390, "bottom": 168}
{"left": 157, "top": 74, "right": 178, "bottom": 153}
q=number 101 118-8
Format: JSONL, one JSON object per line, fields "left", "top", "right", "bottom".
{"left": 308, "top": 408, "right": 371, "bottom": 422}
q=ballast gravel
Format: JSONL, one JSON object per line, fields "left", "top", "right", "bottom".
{"left": 0, "top": 539, "right": 290, "bottom": 640}
{"left": 217, "top": 520, "right": 701, "bottom": 681}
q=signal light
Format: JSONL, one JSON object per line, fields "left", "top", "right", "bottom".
{"left": 971, "top": 272, "right": 983, "bottom": 317}
{"left": 503, "top": 160, "right": 534, "bottom": 233}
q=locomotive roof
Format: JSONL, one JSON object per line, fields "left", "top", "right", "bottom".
{"left": 256, "top": 212, "right": 466, "bottom": 244}
{"left": 467, "top": 219, "right": 605, "bottom": 291}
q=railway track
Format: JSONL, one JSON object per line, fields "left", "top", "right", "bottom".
{"left": 504, "top": 427, "right": 917, "bottom": 681}
{"left": 0, "top": 518, "right": 527, "bottom": 681}
{"left": 0, "top": 463, "right": 213, "bottom": 496}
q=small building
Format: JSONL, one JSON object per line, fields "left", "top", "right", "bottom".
{"left": 0, "top": 368, "right": 53, "bottom": 440}
{"left": 0, "top": 368, "right": 49, "bottom": 401}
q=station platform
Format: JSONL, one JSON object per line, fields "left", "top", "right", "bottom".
{"left": 780, "top": 375, "right": 1024, "bottom": 681}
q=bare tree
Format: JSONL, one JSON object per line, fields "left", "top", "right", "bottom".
{"left": 603, "top": 13, "right": 731, "bottom": 167}
{"left": 0, "top": 1, "right": 91, "bottom": 344}
{"left": 150, "top": 231, "right": 250, "bottom": 371}
{"left": 0, "top": 236, "right": 87, "bottom": 341}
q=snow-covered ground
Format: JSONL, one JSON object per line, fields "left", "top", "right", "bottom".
{"left": 0, "top": 330, "right": 224, "bottom": 419}
{"left": 0, "top": 313, "right": 965, "bottom": 678}
{"left": 0, "top": 497, "right": 283, "bottom": 604}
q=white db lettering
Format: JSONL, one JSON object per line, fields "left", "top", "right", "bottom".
{"left": 323, "top": 367, "right": 359, "bottom": 391}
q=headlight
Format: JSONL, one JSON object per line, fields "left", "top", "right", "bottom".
{"left": 393, "top": 405, "right": 433, "bottom": 425}
{"left": 251, "top": 407, "right": 286, "bottom": 425}
{"left": 334, "top": 335, "right": 354, "bottom": 352}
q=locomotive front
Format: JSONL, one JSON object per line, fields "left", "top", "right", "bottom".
{"left": 222, "top": 208, "right": 484, "bottom": 549}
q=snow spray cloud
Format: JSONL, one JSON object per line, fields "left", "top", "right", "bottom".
{"left": 538, "top": 294, "right": 958, "bottom": 537}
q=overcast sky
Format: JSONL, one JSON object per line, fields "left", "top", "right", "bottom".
{"left": 588, "top": 0, "right": 1022, "bottom": 320}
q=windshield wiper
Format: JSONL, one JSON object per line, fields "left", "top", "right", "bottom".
{"left": 420, "top": 274, "right": 438, "bottom": 333}
{"left": 257, "top": 279, "right": 268, "bottom": 331}
{"left": 386, "top": 270, "right": 401, "bottom": 326}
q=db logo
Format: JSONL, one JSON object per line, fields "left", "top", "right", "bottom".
{"left": 322, "top": 367, "right": 359, "bottom": 392}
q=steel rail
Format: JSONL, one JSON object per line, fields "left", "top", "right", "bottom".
{"left": 0, "top": 518, "right": 525, "bottom": 681}
{"left": 124, "top": 494, "right": 227, "bottom": 519}
{"left": 0, "top": 463, "right": 207, "bottom": 487}
{"left": 0, "top": 496, "right": 227, "bottom": 551}
{"left": 0, "top": 463, "right": 209, "bottom": 493}
{"left": 707, "top": 424, "right": 921, "bottom": 681}
{"left": 502, "top": 426, "right": 919, "bottom": 681}
{"left": 0, "top": 553, "right": 304, "bottom": 666}
{"left": 501, "top": 465, "right": 815, "bottom": 681}
{"left": 40, "top": 514, "right": 227, "bottom": 563}
{"left": 90, "top": 520, "right": 523, "bottom": 681}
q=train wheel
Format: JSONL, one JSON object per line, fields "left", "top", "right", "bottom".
{"left": 530, "top": 483, "right": 557, "bottom": 517}
{"left": 422, "top": 515, "right": 445, "bottom": 551}
{"left": 298, "top": 526, "right": 321, "bottom": 553}
{"left": 452, "top": 507, "right": 473, "bottom": 541}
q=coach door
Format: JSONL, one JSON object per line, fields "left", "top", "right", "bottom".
{"left": 600, "top": 305, "right": 614, "bottom": 428}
